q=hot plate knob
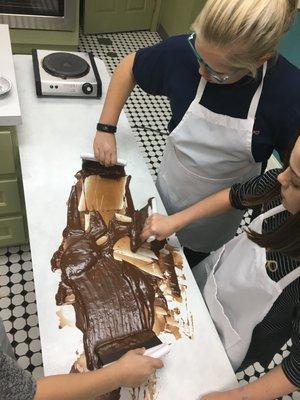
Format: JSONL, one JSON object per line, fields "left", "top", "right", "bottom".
{"left": 82, "top": 83, "right": 93, "bottom": 95}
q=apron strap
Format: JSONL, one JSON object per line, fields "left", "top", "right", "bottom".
{"left": 260, "top": 204, "right": 286, "bottom": 220}
{"left": 196, "top": 77, "right": 207, "bottom": 100}
{"left": 250, "top": 204, "right": 285, "bottom": 235}
{"left": 278, "top": 266, "right": 300, "bottom": 290}
{"left": 247, "top": 62, "right": 268, "bottom": 119}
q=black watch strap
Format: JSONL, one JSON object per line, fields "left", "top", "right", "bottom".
{"left": 96, "top": 122, "right": 117, "bottom": 134}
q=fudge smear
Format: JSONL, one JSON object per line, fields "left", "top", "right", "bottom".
{"left": 51, "top": 164, "right": 185, "bottom": 399}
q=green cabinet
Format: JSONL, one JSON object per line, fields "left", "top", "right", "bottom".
{"left": 0, "top": 179, "right": 21, "bottom": 215}
{"left": 0, "top": 127, "right": 27, "bottom": 247}
{"left": 0, "top": 216, "right": 26, "bottom": 247}
{"left": 0, "top": 131, "right": 15, "bottom": 174}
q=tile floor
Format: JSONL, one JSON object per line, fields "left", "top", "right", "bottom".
{"left": 0, "top": 29, "right": 299, "bottom": 399}
{"left": 0, "top": 245, "right": 43, "bottom": 379}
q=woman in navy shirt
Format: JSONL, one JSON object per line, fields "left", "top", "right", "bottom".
{"left": 93, "top": 0, "right": 300, "bottom": 265}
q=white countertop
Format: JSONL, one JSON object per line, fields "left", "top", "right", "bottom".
{"left": 14, "top": 54, "right": 237, "bottom": 399}
{"left": 0, "top": 25, "right": 21, "bottom": 126}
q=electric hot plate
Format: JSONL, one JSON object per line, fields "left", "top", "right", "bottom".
{"left": 32, "top": 49, "right": 102, "bottom": 98}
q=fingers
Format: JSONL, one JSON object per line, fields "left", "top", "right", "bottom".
{"left": 93, "top": 132, "right": 117, "bottom": 166}
{"left": 111, "top": 151, "right": 117, "bottom": 166}
{"left": 141, "top": 214, "right": 163, "bottom": 241}
{"left": 141, "top": 217, "right": 155, "bottom": 241}
{"left": 98, "top": 148, "right": 104, "bottom": 164}
{"left": 131, "top": 347, "right": 145, "bottom": 356}
{"left": 150, "top": 358, "right": 164, "bottom": 369}
{"left": 103, "top": 151, "right": 112, "bottom": 167}
{"left": 93, "top": 142, "right": 100, "bottom": 162}
{"left": 119, "top": 347, "right": 164, "bottom": 388}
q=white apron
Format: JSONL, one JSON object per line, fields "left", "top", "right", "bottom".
{"left": 193, "top": 205, "right": 300, "bottom": 371}
{"left": 156, "top": 63, "right": 267, "bottom": 252}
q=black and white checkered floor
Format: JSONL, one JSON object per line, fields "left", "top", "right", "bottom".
{"left": 0, "top": 30, "right": 298, "bottom": 399}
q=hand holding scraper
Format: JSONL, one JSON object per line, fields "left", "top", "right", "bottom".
{"left": 81, "top": 152, "right": 127, "bottom": 167}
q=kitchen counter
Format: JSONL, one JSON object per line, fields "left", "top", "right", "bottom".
{"left": 0, "top": 25, "right": 21, "bottom": 126}
{"left": 14, "top": 54, "right": 237, "bottom": 399}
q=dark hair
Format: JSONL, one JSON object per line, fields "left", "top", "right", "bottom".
{"left": 246, "top": 132, "right": 300, "bottom": 260}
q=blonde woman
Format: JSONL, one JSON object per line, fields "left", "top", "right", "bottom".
{"left": 93, "top": 0, "right": 300, "bottom": 266}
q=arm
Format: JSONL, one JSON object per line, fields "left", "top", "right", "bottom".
{"left": 141, "top": 169, "right": 281, "bottom": 241}
{"left": 34, "top": 349, "right": 163, "bottom": 400}
{"left": 201, "top": 365, "right": 297, "bottom": 400}
{"left": 141, "top": 188, "right": 232, "bottom": 241}
{"left": 93, "top": 53, "right": 136, "bottom": 166}
{"left": 202, "top": 300, "right": 300, "bottom": 400}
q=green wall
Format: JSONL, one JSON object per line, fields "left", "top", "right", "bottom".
{"left": 279, "top": 11, "right": 300, "bottom": 68}
{"left": 158, "top": 0, "right": 206, "bottom": 37}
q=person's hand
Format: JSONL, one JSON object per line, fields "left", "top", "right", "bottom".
{"left": 201, "top": 391, "right": 239, "bottom": 400}
{"left": 115, "top": 348, "right": 163, "bottom": 387}
{"left": 93, "top": 131, "right": 117, "bottom": 166}
{"left": 141, "top": 213, "right": 177, "bottom": 241}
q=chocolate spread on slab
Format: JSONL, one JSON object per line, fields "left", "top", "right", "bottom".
{"left": 51, "top": 164, "right": 183, "bottom": 399}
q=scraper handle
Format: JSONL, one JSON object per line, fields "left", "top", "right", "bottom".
{"left": 103, "top": 343, "right": 170, "bottom": 368}
{"left": 144, "top": 343, "right": 170, "bottom": 359}
{"left": 147, "top": 198, "right": 157, "bottom": 243}
{"left": 81, "top": 152, "right": 127, "bottom": 166}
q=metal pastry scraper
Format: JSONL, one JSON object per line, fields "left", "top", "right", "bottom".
{"left": 80, "top": 152, "right": 127, "bottom": 166}
{"left": 147, "top": 197, "right": 157, "bottom": 243}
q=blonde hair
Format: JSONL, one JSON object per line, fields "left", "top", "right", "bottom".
{"left": 192, "top": 0, "right": 298, "bottom": 76}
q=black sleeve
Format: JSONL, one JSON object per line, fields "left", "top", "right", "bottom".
{"left": 132, "top": 40, "right": 169, "bottom": 96}
{"left": 274, "top": 106, "right": 300, "bottom": 163}
{"left": 0, "top": 352, "right": 36, "bottom": 400}
{"left": 282, "top": 304, "right": 300, "bottom": 387}
{"left": 269, "top": 55, "right": 300, "bottom": 163}
{"left": 132, "top": 35, "right": 190, "bottom": 97}
{"left": 229, "top": 169, "right": 281, "bottom": 210}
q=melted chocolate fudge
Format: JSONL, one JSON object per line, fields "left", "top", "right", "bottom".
{"left": 51, "top": 165, "right": 182, "bottom": 399}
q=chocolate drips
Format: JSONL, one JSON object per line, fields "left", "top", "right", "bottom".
{"left": 51, "top": 165, "right": 182, "bottom": 399}
{"left": 79, "top": 160, "right": 126, "bottom": 180}
{"left": 131, "top": 199, "right": 152, "bottom": 252}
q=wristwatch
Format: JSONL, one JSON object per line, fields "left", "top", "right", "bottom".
{"left": 96, "top": 122, "right": 117, "bottom": 134}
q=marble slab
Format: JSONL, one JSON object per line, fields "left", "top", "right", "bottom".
{"left": 14, "top": 54, "right": 237, "bottom": 399}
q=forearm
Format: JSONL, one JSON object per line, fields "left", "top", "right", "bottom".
{"left": 171, "top": 188, "right": 232, "bottom": 232}
{"left": 34, "top": 364, "right": 121, "bottom": 400}
{"left": 99, "top": 53, "right": 136, "bottom": 125}
{"left": 229, "top": 366, "right": 297, "bottom": 400}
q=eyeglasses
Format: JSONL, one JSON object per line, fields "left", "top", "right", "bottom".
{"left": 187, "top": 33, "right": 238, "bottom": 83}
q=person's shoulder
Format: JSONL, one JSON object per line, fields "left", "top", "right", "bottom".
{"left": 135, "top": 34, "right": 195, "bottom": 75}
{"left": 136, "top": 34, "right": 187, "bottom": 56}
{"left": 276, "top": 54, "right": 300, "bottom": 75}
{"left": 162, "top": 34, "right": 190, "bottom": 50}
{"left": 161, "top": 34, "right": 197, "bottom": 70}
{"left": 267, "top": 55, "right": 300, "bottom": 99}
{"left": 139, "top": 34, "right": 190, "bottom": 55}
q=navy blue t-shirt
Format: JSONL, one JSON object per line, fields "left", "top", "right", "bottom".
{"left": 132, "top": 34, "right": 300, "bottom": 163}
